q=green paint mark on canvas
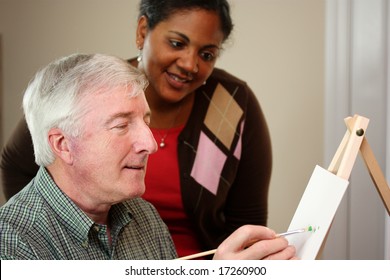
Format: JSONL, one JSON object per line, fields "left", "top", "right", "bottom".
{"left": 307, "top": 225, "right": 319, "bottom": 233}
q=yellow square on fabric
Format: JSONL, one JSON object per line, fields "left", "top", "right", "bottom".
{"left": 204, "top": 83, "right": 243, "bottom": 149}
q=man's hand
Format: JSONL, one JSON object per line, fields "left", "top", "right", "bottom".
{"left": 213, "top": 225, "right": 297, "bottom": 260}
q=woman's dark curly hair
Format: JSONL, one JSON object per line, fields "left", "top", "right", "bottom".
{"left": 138, "top": 0, "right": 233, "bottom": 42}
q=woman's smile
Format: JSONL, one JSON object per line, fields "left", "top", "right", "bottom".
{"left": 165, "top": 70, "right": 193, "bottom": 88}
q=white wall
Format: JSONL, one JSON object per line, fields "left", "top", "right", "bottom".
{"left": 0, "top": 0, "right": 329, "bottom": 251}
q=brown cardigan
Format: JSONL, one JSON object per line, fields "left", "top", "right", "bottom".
{"left": 0, "top": 66, "right": 272, "bottom": 251}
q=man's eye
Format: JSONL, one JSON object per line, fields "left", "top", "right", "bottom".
{"left": 112, "top": 123, "right": 128, "bottom": 130}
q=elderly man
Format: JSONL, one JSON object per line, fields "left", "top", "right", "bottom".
{"left": 0, "top": 54, "right": 296, "bottom": 260}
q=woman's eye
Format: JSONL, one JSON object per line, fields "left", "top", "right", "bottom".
{"left": 170, "top": 40, "right": 184, "bottom": 48}
{"left": 201, "top": 52, "right": 215, "bottom": 62}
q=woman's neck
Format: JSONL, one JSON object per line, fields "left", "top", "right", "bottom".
{"left": 146, "top": 89, "right": 195, "bottom": 129}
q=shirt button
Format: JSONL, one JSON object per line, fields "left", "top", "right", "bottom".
{"left": 93, "top": 225, "right": 100, "bottom": 232}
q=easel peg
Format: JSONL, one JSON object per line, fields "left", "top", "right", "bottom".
{"left": 356, "top": 128, "right": 364, "bottom": 136}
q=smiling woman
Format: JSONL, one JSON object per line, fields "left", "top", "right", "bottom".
{"left": 130, "top": 0, "right": 275, "bottom": 258}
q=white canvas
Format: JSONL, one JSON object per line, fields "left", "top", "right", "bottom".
{"left": 286, "top": 165, "right": 349, "bottom": 259}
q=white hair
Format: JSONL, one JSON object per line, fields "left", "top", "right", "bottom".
{"left": 23, "top": 53, "right": 148, "bottom": 166}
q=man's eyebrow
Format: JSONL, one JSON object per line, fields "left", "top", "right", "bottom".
{"left": 168, "top": 31, "right": 221, "bottom": 50}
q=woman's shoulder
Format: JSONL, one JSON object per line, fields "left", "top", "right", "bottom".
{"left": 206, "top": 68, "right": 257, "bottom": 102}
{"left": 209, "top": 67, "right": 248, "bottom": 87}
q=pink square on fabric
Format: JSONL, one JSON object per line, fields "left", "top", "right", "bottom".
{"left": 190, "top": 131, "right": 227, "bottom": 195}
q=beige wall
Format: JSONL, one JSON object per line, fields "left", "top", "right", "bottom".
{"left": 0, "top": 0, "right": 325, "bottom": 233}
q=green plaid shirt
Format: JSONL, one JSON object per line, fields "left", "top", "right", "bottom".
{"left": 0, "top": 167, "right": 177, "bottom": 260}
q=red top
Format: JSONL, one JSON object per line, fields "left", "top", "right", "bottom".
{"left": 143, "top": 125, "right": 203, "bottom": 258}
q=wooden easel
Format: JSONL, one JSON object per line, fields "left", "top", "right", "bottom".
{"left": 317, "top": 114, "right": 390, "bottom": 259}
{"left": 327, "top": 114, "right": 390, "bottom": 215}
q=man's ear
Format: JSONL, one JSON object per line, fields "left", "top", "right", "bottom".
{"left": 136, "top": 15, "right": 148, "bottom": 48}
{"left": 48, "top": 128, "right": 73, "bottom": 165}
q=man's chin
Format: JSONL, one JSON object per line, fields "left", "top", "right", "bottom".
{"left": 123, "top": 183, "right": 145, "bottom": 200}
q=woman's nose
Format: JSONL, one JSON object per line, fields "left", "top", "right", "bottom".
{"left": 177, "top": 50, "right": 199, "bottom": 74}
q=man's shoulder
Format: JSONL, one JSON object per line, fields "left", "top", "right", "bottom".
{"left": 0, "top": 183, "right": 45, "bottom": 233}
{"left": 0, "top": 185, "right": 45, "bottom": 259}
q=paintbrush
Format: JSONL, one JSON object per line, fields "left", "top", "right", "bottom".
{"left": 177, "top": 226, "right": 314, "bottom": 260}
{"left": 276, "top": 225, "right": 314, "bottom": 237}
